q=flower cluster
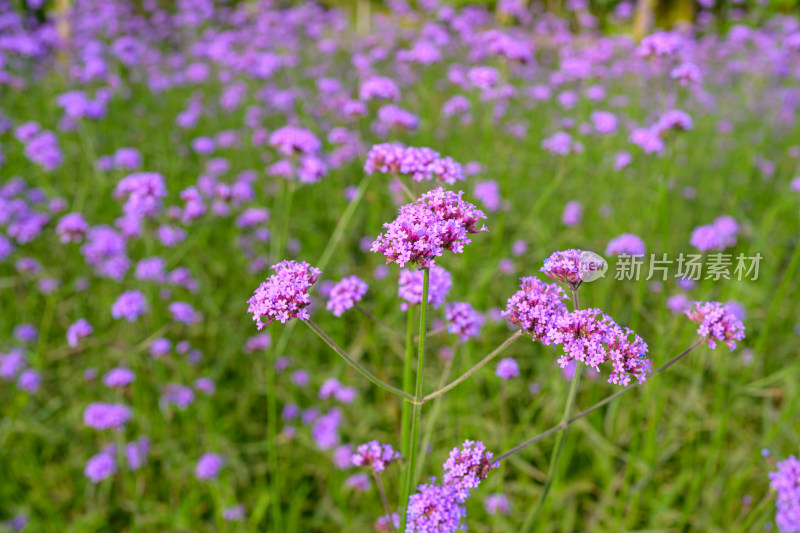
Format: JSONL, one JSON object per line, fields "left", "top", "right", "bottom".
{"left": 769, "top": 451, "right": 800, "bottom": 532}
{"left": 444, "top": 302, "right": 484, "bottom": 342}
{"left": 83, "top": 402, "right": 132, "bottom": 430}
{"left": 502, "top": 277, "right": 569, "bottom": 340}
{"left": 540, "top": 249, "right": 587, "bottom": 285}
{"left": 371, "top": 188, "right": 487, "bottom": 268}
{"left": 690, "top": 215, "right": 739, "bottom": 252}
{"left": 685, "top": 301, "right": 746, "bottom": 350}
{"left": 364, "top": 144, "right": 465, "bottom": 185}
{"left": 406, "top": 440, "right": 498, "bottom": 532}
{"left": 247, "top": 260, "right": 322, "bottom": 329}
{"left": 351, "top": 441, "right": 402, "bottom": 474}
{"left": 543, "top": 309, "right": 651, "bottom": 386}
{"left": 326, "top": 275, "right": 368, "bottom": 317}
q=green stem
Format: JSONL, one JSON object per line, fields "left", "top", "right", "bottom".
{"left": 421, "top": 331, "right": 522, "bottom": 403}
{"left": 373, "top": 472, "right": 398, "bottom": 533}
{"left": 399, "top": 308, "right": 415, "bottom": 512}
{"left": 318, "top": 172, "right": 372, "bottom": 270}
{"left": 497, "top": 338, "right": 705, "bottom": 462}
{"left": 521, "top": 286, "right": 583, "bottom": 532}
{"left": 400, "top": 268, "right": 430, "bottom": 530}
{"left": 303, "top": 319, "right": 415, "bottom": 402}
{"left": 415, "top": 352, "right": 456, "bottom": 483}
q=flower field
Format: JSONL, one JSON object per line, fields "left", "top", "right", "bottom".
{"left": 1, "top": 1, "right": 800, "bottom": 531}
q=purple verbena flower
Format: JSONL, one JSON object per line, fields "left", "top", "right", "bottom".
{"left": 83, "top": 402, "right": 132, "bottom": 430}
{"left": 102, "top": 368, "right": 135, "bottom": 388}
{"left": 495, "top": 358, "right": 520, "bottom": 380}
{"left": 769, "top": 451, "right": 800, "bottom": 532}
{"left": 502, "top": 277, "right": 569, "bottom": 340}
{"left": 111, "top": 290, "right": 148, "bottom": 322}
{"left": 445, "top": 302, "right": 484, "bottom": 341}
{"left": 326, "top": 275, "right": 368, "bottom": 317}
{"left": 371, "top": 188, "right": 487, "bottom": 268}
{"left": 685, "top": 301, "right": 746, "bottom": 350}
{"left": 351, "top": 441, "right": 402, "bottom": 474}
{"left": 195, "top": 453, "right": 224, "bottom": 480}
{"left": 247, "top": 260, "right": 322, "bottom": 329}
{"left": 85, "top": 452, "right": 116, "bottom": 483}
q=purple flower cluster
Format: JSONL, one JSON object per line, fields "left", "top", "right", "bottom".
{"left": 247, "top": 260, "right": 322, "bottom": 329}
{"left": 502, "top": 277, "right": 569, "bottom": 340}
{"left": 351, "top": 441, "right": 402, "bottom": 474}
{"left": 326, "top": 275, "right": 368, "bottom": 317}
{"left": 371, "top": 188, "right": 487, "bottom": 268}
{"left": 114, "top": 172, "right": 167, "bottom": 217}
{"left": 541, "top": 249, "right": 605, "bottom": 287}
{"left": 406, "top": 440, "right": 498, "bottom": 532}
{"left": 690, "top": 215, "right": 739, "bottom": 252}
{"left": 685, "top": 301, "right": 746, "bottom": 350}
{"left": 83, "top": 402, "right": 132, "bottom": 430}
{"left": 398, "top": 265, "right": 452, "bottom": 311}
{"left": 364, "top": 144, "right": 465, "bottom": 185}
{"left": 769, "top": 451, "right": 800, "bottom": 532}
{"left": 445, "top": 302, "right": 484, "bottom": 341}
{"left": 495, "top": 358, "right": 520, "bottom": 380}
{"left": 195, "top": 453, "right": 224, "bottom": 480}
{"left": 606, "top": 234, "right": 646, "bottom": 257}
{"left": 543, "top": 309, "right": 651, "bottom": 386}
{"left": 111, "top": 290, "right": 148, "bottom": 322}
{"left": 269, "top": 126, "right": 321, "bottom": 156}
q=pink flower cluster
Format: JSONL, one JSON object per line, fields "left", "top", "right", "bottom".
{"left": 406, "top": 440, "right": 498, "bottom": 533}
{"left": 247, "top": 260, "right": 322, "bottom": 329}
{"left": 685, "top": 301, "right": 746, "bottom": 350}
{"left": 371, "top": 187, "right": 487, "bottom": 268}
{"left": 326, "top": 275, "right": 368, "bottom": 317}
{"left": 543, "top": 309, "right": 651, "bottom": 387}
{"left": 351, "top": 441, "right": 402, "bottom": 474}
{"left": 444, "top": 302, "right": 484, "bottom": 341}
{"left": 364, "top": 143, "right": 465, "bottom": 185}
{"left": 502, "top": 277, "right": 569, "bottom": 340}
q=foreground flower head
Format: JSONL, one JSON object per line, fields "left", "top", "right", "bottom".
{"left": 544, "top": 309, "right": 651, "bottom": 386}
{"left": 503, "top": 277, "right": 569, "bottom": 340}
{"left": 769, "top": 451, "right": 800, "bottom": 532}
{"left": 247, "top": 260, "right": 322, "bottom": 329}
{"left": 351, "top": 441, "right": 402, "bottom": 474}
{"left": 685, "top": 301, "right": 746, "bottom": 350}
{"left": 326, "top": 275, "right": 368, "bottom": 317}
{"left": 371, "top": 187, "right": 487, "bottom": 268}
{"left": 406, "top": 481, "right": 466, "bottom": 533}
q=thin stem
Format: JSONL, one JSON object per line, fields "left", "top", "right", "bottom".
{"left": 318, "top": 172, "right": 373, "bottom": 270}
{"left": 521, "top": 286, "right": 583, "bottom": 532}
{"left": 496, "top": 338, "right": 705, "bottom": 462}
{"left": 373, "top": 472, "right": 397, "bottom": 533}
{"left": 398, "top": 309, "right": 415, "bottom": 512}
{"left": 394, "top": 175, "right": 415, "bottom": 202}
{"left": 421, "top": 331, "right": 522, "bottom": 403}
{"left": 303, "top": 319, "right": 416, "bottom": 403}
{"left": 355, "top": 305, "right": 404, "bottom": 337}
{"left": 400, "top": 268, "right": 430, "bottom": 530}
{"left": 415, "top": 352, "right": 456, "bottom": 483}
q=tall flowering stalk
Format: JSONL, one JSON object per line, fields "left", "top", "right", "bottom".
{"left": 371, "top": 186, "right": 487, "bottom": 528}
